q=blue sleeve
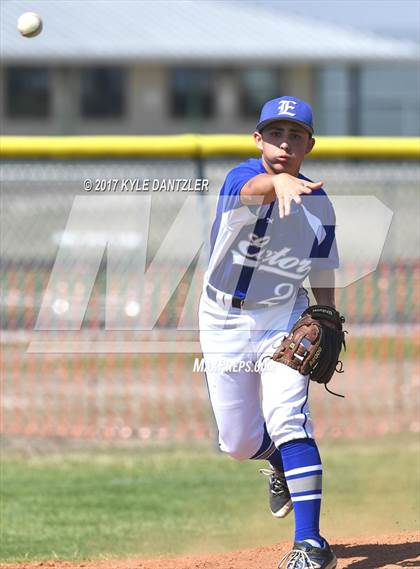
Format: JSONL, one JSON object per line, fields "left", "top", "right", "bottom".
{"left": 307, "top": 193, "right": 339, "bottom": 270}
{"left": 310, "top": 226, "right": 339, "bottom": 269}
{"left": 221, "top": 161, "right": 264, "bottom": 212}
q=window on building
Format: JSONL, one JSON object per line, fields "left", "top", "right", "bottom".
{"left": 5, "top": 67, "right": 50, "bottom": 118}
{"left": 170, "top": 69, "right": 214, "bottom": 118}
{"left": 359, "top": 65, "right": 419, "bottom": 136}
{"left": 316, "top": 64, "right": 419, "bottom": 135}
{"left": 315, "top": 66, "right": 350, "bottom": 135}
{"left": 80, "top": 67, "right": 125, "bottom": 118}
{"left": 239, "top": 69, "right": 281, "bottom": 117}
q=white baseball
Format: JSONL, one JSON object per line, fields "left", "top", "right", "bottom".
{"left": 17, "top": 12, "right": 43, "bottom": 37}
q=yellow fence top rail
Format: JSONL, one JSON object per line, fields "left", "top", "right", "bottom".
{"left": 1, "top": 135, "right": 419, "bottom": 159}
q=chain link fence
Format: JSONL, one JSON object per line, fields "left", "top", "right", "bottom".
{"left": 1, "top": 158, "right": 419, "bottom": 443}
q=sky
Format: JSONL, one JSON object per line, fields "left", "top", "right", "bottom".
{"left": 259, "top": 0, "right": 420, "bottom": 42}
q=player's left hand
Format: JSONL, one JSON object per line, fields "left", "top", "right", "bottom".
{"left": 271, "top": 305, "right": 346, "bottom": 387}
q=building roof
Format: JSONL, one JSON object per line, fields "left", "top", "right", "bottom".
{"left": 1, "top": 0, "right": 419, "bottom": 64}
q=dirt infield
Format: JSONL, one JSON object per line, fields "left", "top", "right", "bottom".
{"left": 2, "top": 533, "right": 418, "bottom": 569}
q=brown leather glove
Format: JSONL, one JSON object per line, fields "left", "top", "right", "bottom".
{"left": 272, "top": 305, "right": 346, "bottom": 387}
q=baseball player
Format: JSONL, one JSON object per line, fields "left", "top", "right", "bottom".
{"left": 199, "top": 96, "right": 344, "bottom": 569}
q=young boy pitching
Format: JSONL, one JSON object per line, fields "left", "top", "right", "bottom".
{"left": 199, "top": 96, "right": 344, "bottom": 569}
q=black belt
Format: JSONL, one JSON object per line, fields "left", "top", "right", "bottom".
{"left": 206, "top": 285, "right": 269, "bottom": 310}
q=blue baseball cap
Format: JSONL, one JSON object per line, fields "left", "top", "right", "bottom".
{"left": 256, "top": 96, "right": 314, "bottom": 134}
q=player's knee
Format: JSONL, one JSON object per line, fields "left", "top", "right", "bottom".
{"left": 218, "top": 435, "right": 259, "bottom": 461}
{"left": 219, "top": 445, "right": 251, "bottom": 461}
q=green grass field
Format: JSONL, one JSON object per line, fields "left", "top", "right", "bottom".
{"left": 1, "top": 436, "right": 419, "bottom": 562}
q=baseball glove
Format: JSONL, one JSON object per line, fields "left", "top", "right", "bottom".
{"left": 272, "top": 305, "right": 346, "bottom": 395}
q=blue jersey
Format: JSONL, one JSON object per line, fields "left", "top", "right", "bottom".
{"left": 205, "top": 158, "right": 338, "bottom": 306}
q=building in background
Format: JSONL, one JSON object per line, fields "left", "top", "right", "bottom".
{"left": 1, "top": 0, "right": 419, "bottom": 136}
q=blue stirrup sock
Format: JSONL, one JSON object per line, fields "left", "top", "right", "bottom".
{"left": 267, "top": 447, "right": 284, "bottom": 470}
{"left": 280, "top": 438, "right": 323, "bottom": 546}
{"left": 249, "top": 423, "right": 284, "bottom": 470}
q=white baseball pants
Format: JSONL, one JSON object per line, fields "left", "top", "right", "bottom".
{"left": 199, "top": 287, "right": 314, "bottom": 460}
